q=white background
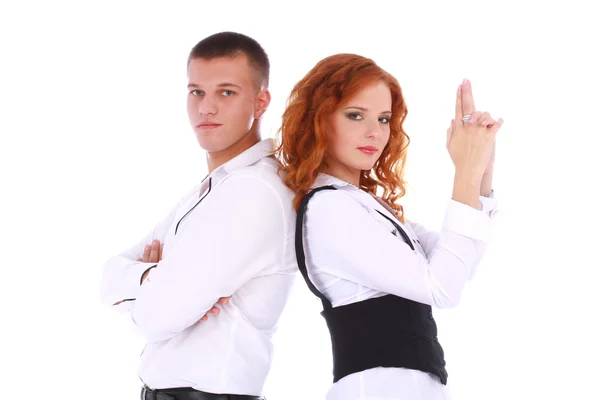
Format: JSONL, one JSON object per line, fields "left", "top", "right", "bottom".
{"left": 1, "top": 1, "right": 599, "bottom": 399}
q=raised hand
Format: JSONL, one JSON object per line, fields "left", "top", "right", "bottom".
{"left": 447, "top": 79, "right": 503, "bottom": 181}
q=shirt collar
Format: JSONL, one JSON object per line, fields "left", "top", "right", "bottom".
{"left": 203, "top": 138, "right": 276, "bottom": 186}
{"left": 312, "top": 173, "right": 357, "bottom": 190}
{"left": 313, "top": 173, "right": 390, "bottom": 210}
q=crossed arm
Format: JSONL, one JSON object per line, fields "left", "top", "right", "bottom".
{"left": 124, "top": 239, "right": 230, "bottom": 321}
{"left": 100, "top": 184, "right": 229, "bottom": 321}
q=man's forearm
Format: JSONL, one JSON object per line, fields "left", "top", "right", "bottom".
{"left": 100, "top": 257, "right": 156, "bottom": 309}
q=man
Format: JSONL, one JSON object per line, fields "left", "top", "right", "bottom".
{"left": 100, "top": 32, "right": 297, "bottom": 400}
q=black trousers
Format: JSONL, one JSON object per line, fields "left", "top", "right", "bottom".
{"left": 140, "top": 386, "right": 264, "bottom": 400}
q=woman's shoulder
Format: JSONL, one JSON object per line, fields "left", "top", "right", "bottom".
{"left": 306, "top": 185, "right": 377, "bottom": 222}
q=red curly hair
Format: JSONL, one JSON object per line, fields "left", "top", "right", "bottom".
{"left": 275, "top": 53, "right": 410, "bottom": 222}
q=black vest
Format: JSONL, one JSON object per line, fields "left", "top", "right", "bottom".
{"left": 295, "top": 186, "right": 448, "bottom": 384}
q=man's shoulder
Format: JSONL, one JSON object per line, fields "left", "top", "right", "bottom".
{"left": 226, "top": 157, "right": 295, "bottom": 200}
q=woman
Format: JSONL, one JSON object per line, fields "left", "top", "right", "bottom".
{"left": 276, "top": 53, "right": 502, "bottom": 400}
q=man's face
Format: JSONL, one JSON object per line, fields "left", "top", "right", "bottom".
{"left": 186, "top": 55, "right": 267, "bottom": 153}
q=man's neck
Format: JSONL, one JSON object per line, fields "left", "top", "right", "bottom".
{"left": 206, "top": 128, "right": 261, "bottom": 173}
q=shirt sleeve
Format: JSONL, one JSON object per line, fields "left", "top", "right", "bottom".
{"left": 409, "top": 195, "right": 500, "bottom": 280}
{"left": 99, "top": 186, "right": 197, "bottom": 311}
{"left": 305, "top": 190, "right": 499, "bottom": 309}
{"left": 129, "top": 176, "right": 286, "bottom": 343}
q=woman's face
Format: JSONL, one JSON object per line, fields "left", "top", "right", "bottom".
{"left": 325, "top": 80, "right": 392, "bottom": 185}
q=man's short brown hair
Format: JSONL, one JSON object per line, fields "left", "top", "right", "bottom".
{"left": 188, "top": 31, "right": 270, "bottom": 90}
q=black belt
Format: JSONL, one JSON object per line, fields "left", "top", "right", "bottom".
{"left": 141, "top": 386, "right": 265, "bottom": 400}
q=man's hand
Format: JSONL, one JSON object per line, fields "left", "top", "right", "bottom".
{"left": 136, "top": 239, "right": 232, "bottom": 322}
{"left": 199, "top": 296, "right": 232, "bottom": 321}
{"left": 138, "top": 240, "right": 163, "bottom": 282}
{"left": 138, "top": 240, "right": 163, "bottom": 263}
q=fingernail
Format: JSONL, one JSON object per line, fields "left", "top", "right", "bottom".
{"left": 462, "top": 78, "right": 467, "bottom": 85}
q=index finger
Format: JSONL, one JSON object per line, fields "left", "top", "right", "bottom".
{"left": 142, "top": 245, "right": 151, "bottom": 263}
{"left": 462, "top": 79, "right": 475, "bottom": 116}
{"left": 149, "top": 240, "right": 160, "bottom": 263}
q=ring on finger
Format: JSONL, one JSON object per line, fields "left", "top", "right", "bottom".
{"left": 461, "top": 114, "right": 472, "bottom": 122}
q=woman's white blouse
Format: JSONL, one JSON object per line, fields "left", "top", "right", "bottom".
{"left": 301, "top": 174, "right": 499, "bottom": 400}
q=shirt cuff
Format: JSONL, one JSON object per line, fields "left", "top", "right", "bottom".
{"left": 479, "top": 195, "right": 499, "bottom": 217}
{"left": 130, "top": 262, "right": 157, "bottom": 288}
{"left": 443, "top": 199, "right": 493, "bottom": 243}
{"left": 141, "top": 264, "right": 157, "bottom": 284}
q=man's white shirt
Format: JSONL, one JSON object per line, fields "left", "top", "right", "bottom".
{"left": 100, "top": 139, "right": 297, "bottom": 395}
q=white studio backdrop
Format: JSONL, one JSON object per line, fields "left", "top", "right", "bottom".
{"left": 1, "top": 1, "right": 598, "bottom": 399}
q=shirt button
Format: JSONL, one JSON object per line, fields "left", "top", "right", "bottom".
{"left": 434, "top": 336, "right": 438, "bottom": 342}
{"left": 428, "top": 311, "right": 433, "bottom": 320}
{"left": 442, "top": 360, "right": 446, "bottom": 366}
